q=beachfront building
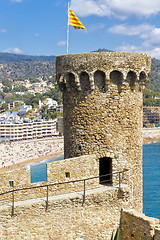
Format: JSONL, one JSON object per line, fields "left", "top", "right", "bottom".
{"left": 143, "top": 106, "right": 160, "bottom": 127}
{"left": 0, "top": 119, "right": 58, "bottom": 142}
{"left": 7, "top": 101, "right": 24, "bottom": 110}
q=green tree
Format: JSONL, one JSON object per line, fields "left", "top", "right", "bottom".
{"left": 12, "top": 85, "right": 28, "bottom": 92}
{"left": 0, "top": 102, "right": 8, "bottom": 110}
{"left": 44, "top": 86, "right": 62, "bottom": 104}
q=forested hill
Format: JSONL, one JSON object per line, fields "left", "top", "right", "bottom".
{"left": 0, "top": 52, "right": 56, "bottom": 79}
{"left": 143, "top": 58, "right": 160, "bottom": 106}
{"left": 149, "top": 58, "right": 160, "bottom": 91}
{"left": 0, "top": 61, "right": 56, "bottom": 79}
{"left": 0, "top": 52, "right": 56, "bottom": 63}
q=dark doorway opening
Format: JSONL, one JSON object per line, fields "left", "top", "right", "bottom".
{"left": 99, "top": 157, "right": 112, "bottom": 185}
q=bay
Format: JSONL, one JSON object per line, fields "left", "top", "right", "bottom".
{"left": 143, "top": 142, "right": 160, "bottom": 219}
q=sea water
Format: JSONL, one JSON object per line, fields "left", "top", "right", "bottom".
{"left": 143, "top": 142, "right": 160, "bottom": 219}
{"left": 30, "top": 154, "right": 64, "bottom": 183}
{"left": 30, "top": 143, "right": 160, "bottom": 220}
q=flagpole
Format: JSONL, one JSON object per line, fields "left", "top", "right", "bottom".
{"left": 67, "top": 2, "right": 69, "bottom": 54}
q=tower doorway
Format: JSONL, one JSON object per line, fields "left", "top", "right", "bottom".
{"left": 99, "top": 157, "right": 112, "bottom": 185}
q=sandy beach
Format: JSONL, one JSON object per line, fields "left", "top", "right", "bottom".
{"left": 0, "top": 128, "right": 159, "bottom": 173}
{"left": 0, "top": 137, "right": 64, "bottom": 172}
{"left": 143, "top": 128, "right": 160, "bottom": 144}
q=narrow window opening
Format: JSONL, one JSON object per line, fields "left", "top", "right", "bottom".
{"left": 65, "top": 172, "right": 70, "bottom": 178}
{"left": 99, "top": 157, "right": 112, "bottom": 185}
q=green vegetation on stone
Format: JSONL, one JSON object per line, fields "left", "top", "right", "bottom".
{"left": 111, "top": 228, "right": 119, "bottom": 240}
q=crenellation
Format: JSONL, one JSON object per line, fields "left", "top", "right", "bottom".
{"left": 57, "top": 69, "right": 150, "bottom": 93}
{"left": 57, "top": 52, "right": 151, "bottom": 93}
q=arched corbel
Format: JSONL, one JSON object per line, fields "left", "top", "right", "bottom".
{"left": 89, "top": 73, "right": 95, "bottom": 91}
{"left": 57, "top": 75, "right": 65, "bottom": 91}
{"left": 105, "top": 72, "right": 110, "bottom": 91}
{"left": 75, "top": 73, "right": 81, "bottom": 91}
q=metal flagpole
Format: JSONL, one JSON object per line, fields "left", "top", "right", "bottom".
{"left": 67, "top": 2, "right": 69, "bottom": 54}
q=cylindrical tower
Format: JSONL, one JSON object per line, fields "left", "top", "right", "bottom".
{"left": 56, "top": 52, "right": 151, "bottom": 211}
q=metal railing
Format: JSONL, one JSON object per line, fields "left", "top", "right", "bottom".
{"left": 0, "top": 169, "right": 128, "bottom": 216}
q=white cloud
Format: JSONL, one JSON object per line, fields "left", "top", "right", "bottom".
{"left": 116, "top": 43, "right": 141, "bottom": 53}
{"left": 57, "top": 41, "right": 66, "bottom": 46}
{"left": 0, "top": 29, "right": 8, "bottom": 33}
{"left": 116, "top": 43, "right": 160, "bottom": 59}
{"left": 111, "top": 23, "right": 160, "bottom": 59}
{"left": 34, "top": 33, "right": 40, "bottom": 37}
{"left": 10, "top": 0, "right": 23, "bottom": 2}
{"left": 108, "top": 24, "right": 153, "bottom": 37}
{"left": 109, "top": 23, "right": 160, "bottom": 47}
{"left": 3, "top": 48, "right": 24, "bottom": 54}
{"left": 88, "top": 23, "right": 105, "bottom": 31}
{"left": 70, "top": 0, "right": 160, "bottom": 19}
{"left": 145, "top": 48, "right": 160, "bottom": 59}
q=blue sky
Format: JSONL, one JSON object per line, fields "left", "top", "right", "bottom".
{"left": 1, "top": 0, "right": 160, "bottom": 58}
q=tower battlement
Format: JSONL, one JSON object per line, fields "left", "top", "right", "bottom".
{"left": 56, "top": 52, "right": 151, "bottom": 93}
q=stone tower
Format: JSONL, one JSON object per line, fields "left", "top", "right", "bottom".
{"left": 56, "top": 52, "right": 151, "bottom": 211}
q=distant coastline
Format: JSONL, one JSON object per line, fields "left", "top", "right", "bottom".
{"left": 0, "top": 150, "right": 64, "bottom": 173}
{"left": 143, "top": 127, "right": 160, "bottom": 144}
{"left": 0, "top": 129, "right": 159, "bottom": 173}
{"left": 0, "top": 137, "right": 64, "bottom": 173}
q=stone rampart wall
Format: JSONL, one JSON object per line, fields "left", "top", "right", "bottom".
{"left": 120, "top": 209, "right": 160, "bottom": 240}
{"left": 0, "top": 154, "right": 102, "bottom": 205}
{"left": 0, "top": 186, "right": 131, "bottom": 240}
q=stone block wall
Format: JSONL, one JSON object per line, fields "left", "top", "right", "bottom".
{"left": 155, "top": 227, "right": 160, "bottom": 240}
{"left": 0, "top": 185, "right": 132, "bottom": 240}
{"left": 120, "top": 209, "right": 160, "bottom": 240}
{"left": 47, "top": 154, "right": 99, "bottom": 195}
{"left": 0, "top": 154, "right": 106, "bottom": 205}
{"left": 0, "top": 154, "right": 133, "bottom": 239}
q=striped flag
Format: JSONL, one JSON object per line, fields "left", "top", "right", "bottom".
{"left": 69, "top": 8, "right": 86, "bottom": 30}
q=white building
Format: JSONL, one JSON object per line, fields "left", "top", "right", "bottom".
{"left": 0, "top": 112, "right": 20, "bottom": 122}
{"left": 15, "top": 92, "right": 25, "bottom": 95}
{"left": 18, "top": 104, "right": 32, "bottom": 116}
{"left": 0, "top": 82, "right": 4, "bottom": 91}
{"left": 43, "top": 98, "right": 58, "bottom": 109}
{"left": 0, "top": 119, "right": 58, "bottom": 142}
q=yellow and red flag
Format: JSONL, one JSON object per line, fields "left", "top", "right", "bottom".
{"left": 69, "top": 8, "right": 86, "bottom": 30}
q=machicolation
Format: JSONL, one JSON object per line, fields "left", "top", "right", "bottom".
{"left": 56, "top": 52, "right": 151, "bottom": 94}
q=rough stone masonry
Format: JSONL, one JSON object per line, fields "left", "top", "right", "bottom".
{"left": 56, "top": 51, "right": 151, "bottom": 212}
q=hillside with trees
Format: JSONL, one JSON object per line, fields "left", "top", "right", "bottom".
{"left": 0, "top": 61, "right": 55, "bottom": 79}
{"left": 143, "top": 58, "right": 160, "bottom": 106}
{"left": 0, "top": 52, "right": 160, "bottom": 107}
{"left": 0, "top": 52, "right": 56, "bottom": 63}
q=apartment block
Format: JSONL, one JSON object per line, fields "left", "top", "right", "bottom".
{"left": 0, "top": 119, "right": 57, "bottom": 142}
